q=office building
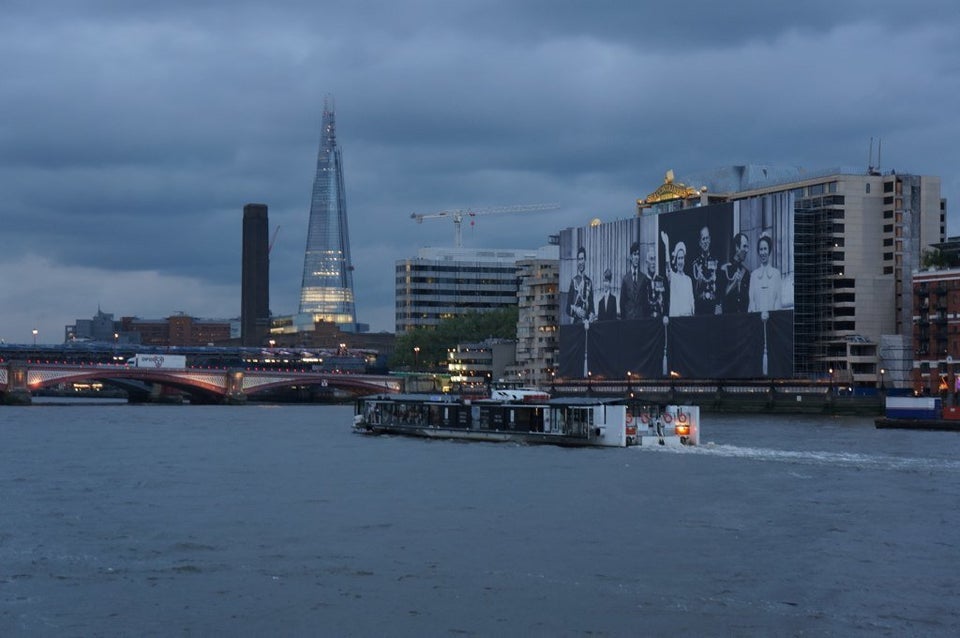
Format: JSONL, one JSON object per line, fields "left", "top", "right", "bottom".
{"left": 241, "top": 203, "right": 270, "bottom": 347}
{"left": 395, "top": 246, "right": 549, "bottom": 333}
{"left": 298, "top": 100, "right": 358, "bottom": 331}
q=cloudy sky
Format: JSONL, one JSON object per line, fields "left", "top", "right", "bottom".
{"left": 3, "top": 1, "right": 959, "bottom": 344}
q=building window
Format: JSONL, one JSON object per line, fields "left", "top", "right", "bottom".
{"left": 884, "top": 181, "right": 894, "bottom": 193}
{"left": 883, "top": 224, "right": 893, "bottom": 233}
{"left": 884, "top": 210, "right": 893, "bottom": 219}
{"left": 883, "top": 238, "right": 893, "bottom": 246}
{"left": 884, "top": 252, "right": 893, "bottom": 261}
{"left": 866, "top": 183, "right": 871, "bottom": 194}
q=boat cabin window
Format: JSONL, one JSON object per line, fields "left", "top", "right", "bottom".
{"left": 563, "top": 407, "right": 593, "bottom": 436}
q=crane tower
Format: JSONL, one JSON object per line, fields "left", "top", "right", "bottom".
{"left": 411, "top": 203, "right": 560, "bottom": 248}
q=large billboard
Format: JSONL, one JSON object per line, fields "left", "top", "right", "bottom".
{"left": 559, "top": 196, "right": 794, "bottom": 379}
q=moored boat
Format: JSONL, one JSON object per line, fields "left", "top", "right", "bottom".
{"left": 353, "top": 392, "right": 700, "bottom": 448}
{"left": 875, "top": 396, "right": 960, "bottom": 431}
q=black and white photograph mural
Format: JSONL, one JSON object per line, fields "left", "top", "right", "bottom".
{"left": 559, "top": 195, "right": 794, "bottom": 379}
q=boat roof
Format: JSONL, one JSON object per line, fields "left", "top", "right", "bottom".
{"left": 360, "top": 393, "right": 627, "bottom": 407}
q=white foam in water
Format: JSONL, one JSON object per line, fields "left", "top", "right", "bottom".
{"left": 677, "top": 442, "right": 960, "bottom": 472}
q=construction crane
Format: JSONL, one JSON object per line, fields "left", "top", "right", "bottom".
{"left": 410, "top": 203, "right": 560, "bottom": 248}
{"left": 268, "top": 226, "right": 281, "bottom": 255}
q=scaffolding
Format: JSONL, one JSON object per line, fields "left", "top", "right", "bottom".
{"left": 793, "top": 199, "right": 835, "bottom": 376}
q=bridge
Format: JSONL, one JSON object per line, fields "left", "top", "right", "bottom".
{"left": 0, "top": 361, "right": 402, "bottom": 405}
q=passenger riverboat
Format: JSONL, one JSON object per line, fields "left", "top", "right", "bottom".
{"left": 353, "top": 389, "right": 700, "bottom": 448}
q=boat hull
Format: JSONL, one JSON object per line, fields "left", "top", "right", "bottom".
{"left": 875, "top": 417, "right": 960, "bottom": 431}
{"left": 355, "top": 423, "right": 607, "bottom": 447}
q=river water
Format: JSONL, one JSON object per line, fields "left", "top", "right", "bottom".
{"left": 1, "top": 402, "right": 958, "bottom": 637}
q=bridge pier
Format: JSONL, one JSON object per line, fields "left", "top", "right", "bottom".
{"left": 3, "top": 362, "right": 32, "bottom": 405}
{"left": 224, "top": 369, "right": 247, "bottom": 405}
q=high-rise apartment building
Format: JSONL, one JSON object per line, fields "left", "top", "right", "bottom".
{"left": 299, "top": 101, "right": 358, "bottom": 331}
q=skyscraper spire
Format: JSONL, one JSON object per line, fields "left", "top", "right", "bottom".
{"left": 298, "top": 99, "right": 358, "bottom": 329}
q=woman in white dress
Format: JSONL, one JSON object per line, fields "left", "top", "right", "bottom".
{"left": 748, "top": 234, "right": 782, "bottom": 312}
{"left": 660, "top": 232, "right": 694, "bottom": 317}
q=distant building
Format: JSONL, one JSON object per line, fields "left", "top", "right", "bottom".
{"left": 672, "top": 167, "right": 944, "bottom": 386}
{"left": 242, "top": 203, "right": 270, "bottom": 347}
{"left": 120, "top": 314, "right": 236, "bottom": 347}
{"left": 268, "top": 316, "right": 395, "bottom": 360}
{"left": 513, "top": 249, "right": 560, "bottom": 389}
{"left": 912, "top": 267, "right": 960, "bottom": 396}
{"left": 396, "top": 246, "right": 553, "bottom": 333}
{"left": 556, "top": 166, "right": 945, "bottom": 387}
{"left": 65, "top": 307, "right": 122, "bottom": 343}
{"left": 447, "top": 339, "right": 516, "bottom": 388}
{"left": 66, "top": 309, "right": 237, "bottom": 347}
{"left": 298, "top": 100, "right": 359, "bottom": 331}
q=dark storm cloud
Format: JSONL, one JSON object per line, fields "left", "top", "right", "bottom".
{"left": 1, "top": 0, "right": 959, "bottom": 342}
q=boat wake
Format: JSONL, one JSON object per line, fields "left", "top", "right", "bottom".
{"left": 639, "top": 441, "right": 960, "bottom": 473}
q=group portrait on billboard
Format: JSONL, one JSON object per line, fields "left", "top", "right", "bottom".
{"left": 559, "top": 196, "right": 795, "bottom": 380}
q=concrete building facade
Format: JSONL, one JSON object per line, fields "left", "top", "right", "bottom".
{"left": 395, "top": 247, "right": 547, "bottom": 333}
{"left": 513, "top": 250, "right": 560, "bottom": 389}
{"left": 652, "top": 166, "right": 947, "bottom": 387}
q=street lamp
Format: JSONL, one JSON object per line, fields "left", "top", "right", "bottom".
{"left": 880, "top": 368, "right": 886, "bottom": 391}
{"left": 32, "top": 329, "right": 38, "bottom": 346}
{"left": 413, "top": 346, "right": 420, "bottom": 369}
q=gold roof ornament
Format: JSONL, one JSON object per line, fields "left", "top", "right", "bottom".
{"left": 637, "top": 170, "right": 700, "bottom": 206}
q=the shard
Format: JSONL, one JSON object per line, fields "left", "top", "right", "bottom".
{"left": 298, "top": 100, "right": 358, "bottom": 329}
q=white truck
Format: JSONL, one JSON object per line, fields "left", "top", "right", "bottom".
{"left": 126, "top": 354, "right": 187, "bottom": 369}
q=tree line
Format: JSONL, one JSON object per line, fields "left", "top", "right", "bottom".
{"left": 390, "top": 307, "right": 519, "bottom": 370}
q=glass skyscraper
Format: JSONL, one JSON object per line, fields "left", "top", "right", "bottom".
{"left": 298, "top": 101, "right": 358, "bottom": 329}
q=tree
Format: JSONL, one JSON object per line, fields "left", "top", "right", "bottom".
{"left": 921, "top": 248, "right": 951, "bottom": 269}
{"left": 391, "top": 307, "right": 519, "bottom": 370}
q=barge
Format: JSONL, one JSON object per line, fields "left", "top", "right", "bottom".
{"left": 875, "top": 396, "right": 960, "bottom": 431}
{"left": 353, "top": 389, "right": 700, "bottom": 448}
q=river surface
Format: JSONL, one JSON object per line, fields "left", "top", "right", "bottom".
{"left": 1, "top": 403, "right": 959, "bottom": 637}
